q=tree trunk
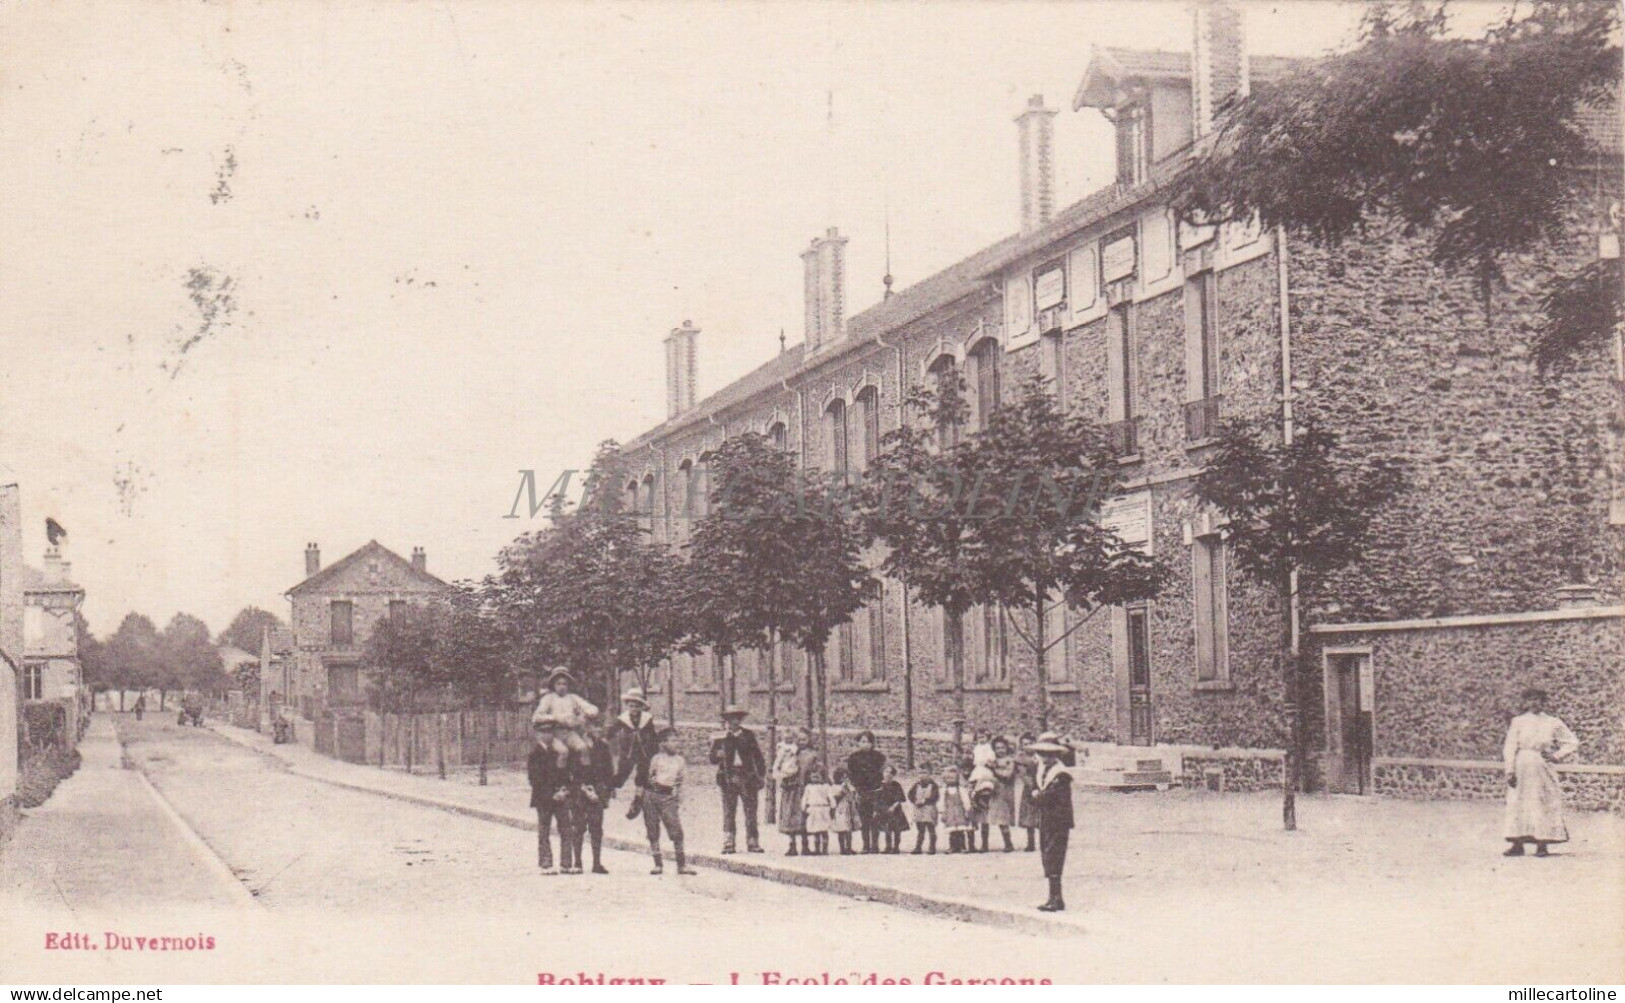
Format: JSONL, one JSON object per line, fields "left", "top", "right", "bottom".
{"left": 1034, "top": 595, "right": 1050, "bottom": 733}
{"left": 665, "top": 658, "right": 676, "bottom": 731}
{"left": 948, "top": 607, "right": 966, "bottom": 758}
{"left": 118, "top": 690, "right": 125, "bottom": 712}
{"left": 901, "top": 580, "right": 916, "bottom": 770}
{"left": 814, "top": 648, "right": 830, "bottom": 768}
{"left": 805, "top": 646, "right": 816, "bottom": 732}
{"left": 765, "top": 634, "right": 779, "bottom": 825}
{"left": 159, "top": 689, "right": 167, "bottom": 711}
{"left": 1281, "top": 573, "right": 1300, "bottom": 832}
{"left": 437, "top": 713, "right": 446, "bottom": 780}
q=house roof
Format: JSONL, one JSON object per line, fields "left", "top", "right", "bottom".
{"left": 19, "top": 563, "right": 82, "bottom": 594}
{"left": 1074, "top": 45, "right": 1297, "bottom": 109}
{"left": 287, "top": 539, "right": 449, "bottom": 596}
{"left": 218, "top": 644, "right": 259, "bottom": 665}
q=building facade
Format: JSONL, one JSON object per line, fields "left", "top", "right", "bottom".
{"left": 616, "top": 3, "right": 1624, "bottom": 803}
{"left": 21, "top": 547, "right": 85, "bottom": 706}
{"left": 282, "top": 540, "right": 451, "bottom": 725}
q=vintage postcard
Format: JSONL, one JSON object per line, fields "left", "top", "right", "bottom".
{"left": 1, "top": 0, "right": 1621, "bottom": 990}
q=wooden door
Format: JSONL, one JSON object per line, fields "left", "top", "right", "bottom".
{"left": 1328, "top": 653, "right": 1373, "bottom": 794}
{"left": 1127, "top": 606, "right": 1153, "bottom": 746}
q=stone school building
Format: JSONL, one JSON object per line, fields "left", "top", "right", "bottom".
{"left": 614, "top": 4, "right": 1624, "bottom": 806}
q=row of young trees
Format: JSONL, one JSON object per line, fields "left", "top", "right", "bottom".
{"left": 80, "top": 608, "right": 274, "bottom": 710}
{"left": 433, "top": 369, "right": 1402, "bottom": 830}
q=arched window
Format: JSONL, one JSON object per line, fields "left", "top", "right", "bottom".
{"left": 624, "top": 479, "right": 640, "bottom": 518}
{"left": 926, "top": 354, "right": 960, "bottom": 450}
{"left": 969, "top": 339, "right": 1002, "bottom": 429}
{"left": 825, "top": 399, "right": 848, "bottom": 477}
{"left": 854, "top": 386, "right": 880, "bottom": 471}
{"left": 676, "top": 459, "right": 694, "bottom": 538}
{"left": 768, "top": 421, "right": 788, "bottom": 452}
{"left": 641, "top": 473, "right": 657, "bottom": 535}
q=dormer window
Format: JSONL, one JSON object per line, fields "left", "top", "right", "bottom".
{"left": 1114, "top": 101, "right": 1151, "bottom": 186}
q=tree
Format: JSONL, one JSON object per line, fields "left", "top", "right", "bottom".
{"left": 490, "top": 441, "right": 687, "bottom": 714}
{"left": 103, "top": 612, "right": 160, "bottom": 710}
{"left": 1170, "top": 1, "right": 1621, "bottom": 365}
{"left": 218, "top": 606, "right": 284, "bottom": 656}
{"left": 963, "top": 375, "right": 1168, "bottom": 731}
{"left": 159, "top": 613, "right": 226, "bottom": 702}
{"left": 859, "top": 374, "right": 981, "bottom": 755}
{"left": 687, "top": 432, "right": 876, "bottom": 769}
{"left": 75, "top": 613, "right": 111, "bottom": 697}
{"left": 1195, "top": 416, "right": 1404, "bottom": 831}
{"left": 359, "top": 603, "right": 448, "bottom": 773}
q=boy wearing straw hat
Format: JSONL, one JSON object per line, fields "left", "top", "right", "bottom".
{"left": 1025, "top": 732, "right": 1076, "bottom": 912}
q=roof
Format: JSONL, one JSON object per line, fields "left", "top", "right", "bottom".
{"left": 218, "top": 644, "right": 259, "bottom": 664}
{"left": 287, "top": 539, "right": 449, "bottom": 596}
{"left": 19, "top": 563, "right": 82, "bottom": 594}
{"left": 1074, "top": 46, "right": 1297, "bottom": 109}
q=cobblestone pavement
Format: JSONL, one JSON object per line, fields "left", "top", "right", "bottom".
{"left": 4, "top": 715, "right": 1622, "bottom": 983}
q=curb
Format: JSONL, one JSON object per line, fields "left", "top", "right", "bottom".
{"left": 207, "top": 724, "right": 1083, "bottom": 937}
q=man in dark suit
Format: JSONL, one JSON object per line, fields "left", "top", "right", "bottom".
{"left": 610, "top": 688, "right": 660, "bottom": 818}
{"left": 528, "top": 721, "right": 578, "bottom": 875}
{"left": 572, "top": 717, "right": 616, "bottom": 874}
{"left": 1025, "top": 732, "right": 1076, "bottom": 912}
{"left": 708, "top": 705, "right": 766, "bottom": 854}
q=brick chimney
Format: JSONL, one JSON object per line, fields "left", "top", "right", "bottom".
{"left": 1015, "top": 95, "right": 1058, "bottom": 234}
{"left": 305, "top": 542, "right": 320, "bottom": 577}
{"left": 801, "top": 227, "right": 849, "bottom": 352}
{"left": 411, "top": 546, "right": 427, "bottom": 574}
{"left": 664, "top": 320, "right": 699, "bottom": 418}
{"left": 1192, "top": 0, "right": 1248, "bottom": 137}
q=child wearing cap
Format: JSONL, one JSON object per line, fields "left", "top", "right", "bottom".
{"left": 532, "top": 668, "right": 599, "bottom": 769}
{"left": 644, "top": 728, "right": 696, "bottom": 875}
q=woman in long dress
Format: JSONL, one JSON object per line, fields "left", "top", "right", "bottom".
{"left": 775, "top": 727, "right": 816, "bottom": 856}
{"left": 1503, "top": 687, "right": 1579, "bottom": 857}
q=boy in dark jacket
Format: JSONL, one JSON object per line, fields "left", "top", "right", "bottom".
{"left": 528, "top": 721, "right": 577, "bottom": 875}
{"left": 571, "top": 717, "right": 616, "bottom": 875}
{"left": 1025, "top": 733, "right": 1077, "bottom": 912}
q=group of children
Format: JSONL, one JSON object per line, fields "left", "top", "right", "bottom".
{"left": 786, "top": 729, "right": 1073, "bottom": 857}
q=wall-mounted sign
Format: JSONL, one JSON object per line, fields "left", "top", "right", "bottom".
{"left": 1034, "top": 262, "right": 1066, "bottom": 311}
{"left": 1006, "top": 275, "right": 1033, "bottom": 337}
{"left": 1101, "top": 491, "right": 1152, "bottom": 553}
{"left": 1102, "top": 231, "right": 1137, "bottom": 283}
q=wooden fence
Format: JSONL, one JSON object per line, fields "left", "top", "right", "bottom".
{"left": 315, "top": 709, "right": 534, "bottom": 771}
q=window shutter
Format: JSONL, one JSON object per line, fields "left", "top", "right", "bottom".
{"left": 1212, "top": 540, "right": 1230, "bottom": 681}
{"left": 1192, "top": 541, "right": 1214, "bottom": 681}
{"left": 1106, "top": 308, "right": 1127, "bottom": 422}
{"left": 1184, "top": 276, "right": 1207, "bottom": 404}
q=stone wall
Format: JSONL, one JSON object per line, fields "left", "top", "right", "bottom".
{"left": 1288, "top": 209, "right": 1625, "bottom": 624}
{"left": 1373, "top": 760, "right": 1625, "bottom": 812}
{"left": 1306, "top": 609, "right": 1625, "bottom": 766}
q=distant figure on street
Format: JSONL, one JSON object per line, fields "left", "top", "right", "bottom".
{"left": 709, "top": 705, "right": 766, "bottom": 855}
{"left": 800, "top": 762, "right": 833, "bottom": 856}
{"left": 845, "top": 731, "right": 887, "bottom": 854}
{"left": 528, "top": 720, "right": 577, "bottom": 876}
{"left": 572, "top": 717, "right": 615, "bottom": 875}
{"left": 531, "top": 668, "right": 598, "bottom": 770}
{"left": 1503, "top": 687, "right": 1579, "bottom": 858}
{"left": 133, "top": 695, "right": 146, "bottom": 722}
{"left": 1015, "top": 732, "right": 1040, "bottom": 852}
{"left": 830, "top": 766, "right": 858, "bottom": 855}
{"left": 986, "top": 736, "right": 1020, "bottom": 853}
{"left": 940, "top": 766, "right": 971, "bottom": 854}
{"left": 610, "top": 688, "right": 659, "bottom": 820}
{"left": 1026, "top": 732, "right": 1075, "bottom": 913}
{"left": 645, "top": 728, "right": 695, "bottom": 875}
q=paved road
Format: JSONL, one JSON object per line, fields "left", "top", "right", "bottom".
{"left": 6, "top": 718, "right": 1080, "bottom": 984}
{"left": 5, "top": 715, "right": 1622, "bottom": 984}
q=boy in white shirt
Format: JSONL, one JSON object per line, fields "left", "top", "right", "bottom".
{"left": 644, "top": 728, "right": 696, "bottom": 876}
{"left": 532, "top": 668, "right": 599, "bottom": 769}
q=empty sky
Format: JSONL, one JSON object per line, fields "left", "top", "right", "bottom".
{"left": 0, "top": 1, "right": 1516, "bottom": 635}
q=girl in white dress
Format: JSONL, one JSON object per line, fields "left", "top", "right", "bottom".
{"left": 1502, "top": 687, "right": 1579, "bottom": 857}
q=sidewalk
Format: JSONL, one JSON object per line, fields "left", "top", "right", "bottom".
{"left": 206, "top": 721, "right": 1625, "bottom": 957}
{"left": 0, "top": 716, "right": 255, "bottom": 914}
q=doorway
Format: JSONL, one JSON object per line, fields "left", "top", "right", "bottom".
{"left": 1324, "top": 650, "right": 1374, "bottom": 794}
{"left": 1127, "top": 606, "right": 1153, "bottom": 746}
